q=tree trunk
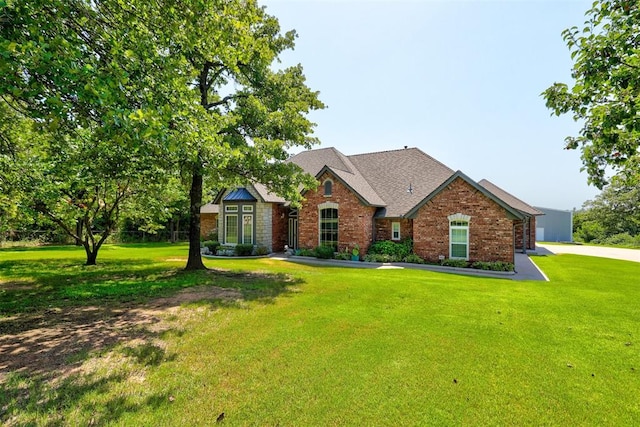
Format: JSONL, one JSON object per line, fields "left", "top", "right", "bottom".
{"left": 83, "top": 240, "right": 98, "bottom": 266}
{"left": 85, "top": 249, "right": 98, "bottom": 266}
{"left": 185, "top": 169, "right": 206, "bottom": 270}
{"left": 169, "top": 217, "right": 176, "bottom": 243}
{"left": 75, "top": 219, "right": 83, "bottom": 246}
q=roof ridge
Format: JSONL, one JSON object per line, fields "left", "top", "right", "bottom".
{"left": 348, "top": 146, "right": 455, "bottom": 173}
{"left": 331, "top": 147, "right": 356, "bottom": 174}
{"left": 348, "top": 146, "right": 417, "bottom": 157}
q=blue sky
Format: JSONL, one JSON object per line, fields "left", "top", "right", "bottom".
{"left": 261, "top": 0, "right": 598, "bottom": 210}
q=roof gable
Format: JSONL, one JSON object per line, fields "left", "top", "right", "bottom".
{"left": 405, "top": 170, "right": 525, "bottom": 220}
{"left": 291, "top": 148, "right": 386, "bottom": 207}
{"left": 289, "top": 147, "right": 355, "bottom": 176}
{"left": 348, "top": 148, "right": 454, "bottom": 218}
{"left": 313, "top": 165, "right": 386, "bottom": 207}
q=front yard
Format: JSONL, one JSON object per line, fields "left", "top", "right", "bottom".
{"left": 1, "top": 244, "right": 639, "bottom": 425}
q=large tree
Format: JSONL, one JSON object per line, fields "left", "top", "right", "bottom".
{"left": 1, "top": 0, "right": 323, "bottom": 267}
{"left": 0, "top": 0, "right": 180, "bottom": 264}
{"left": 106, "top": 0, "right": 324, "bottom": 270}
{"left": 574, "top": 176, "right": 640, "bottom": 242}
{"left": 543, "top": 0, "right": 640, "bottom": 188}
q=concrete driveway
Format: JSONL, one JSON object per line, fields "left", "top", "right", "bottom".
{"left": 536, "top": 243, "right": 640, "bottom": 263}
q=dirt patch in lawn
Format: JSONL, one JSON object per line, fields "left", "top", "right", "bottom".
{"left": 0, "top": 285, "right": 242, "bottom": 383}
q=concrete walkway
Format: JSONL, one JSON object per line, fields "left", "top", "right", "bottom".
{"left": 536, "top": 243, "right": 640, "bottom": 263}
{"left": 274, "top": 252, "right": 548, "bottom": 281}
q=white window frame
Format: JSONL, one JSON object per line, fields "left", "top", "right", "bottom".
{"left": 225, "top": 205, "right": 238, "bottom": 213}
{"left": 242, "top": 214, "right": 254, "bottom": 245}
{"left": 225, "top": 214, "right": 239, "bottom": 244}
{"left": 242, "top": 205, "right": 253, "bottom": 212}
{"left": 318, "top": 202, "right": 339, "bottom": 249}
{"left": 448, "top": 213, "right": 471, "bottom": 260}
{"left": 391, "top": 222, "right": 401, "bottom": 241}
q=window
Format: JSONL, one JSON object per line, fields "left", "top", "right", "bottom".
{"left": 319, "top": 207, "right": 338, "bottom": 250}
{"left": 224, "top": 203, "right": 254, "bottom": 245}
{"left": 449, "top": 219, "right": 469, "bottom": 260}
{"left": 242, "top": 214, "right": 253, "bottom": 244}
{"left": 392, "top": 222, "right": 401, "bottom": 240}
{"left": 323, "top": 180, "right": 332, "bottom": 196}
{"left": 225, "top": 215, "right": 238, "bottom": 244}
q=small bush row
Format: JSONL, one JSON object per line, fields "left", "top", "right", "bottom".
{"left": 440, "top": 259, "right": 514, "bottom": 272}
{"left": 580, "top": 232, "right": 640, "bottom": 248}
{"left": 294, "top": 241, "right": 514, "bottom": 271}
{"left": 202, "top": 241, "right": 269, "bottom": 256}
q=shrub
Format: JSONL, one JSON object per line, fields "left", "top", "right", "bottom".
{"left": 363, "top": 253, "right": 395, "bottom": 263}
{"left": 334, "top": 249, "right": 351, "bottom": 260}
{"left": 600, "top": 233, "right": 640, "bottom": 248}
{"left": 574, "top": 220, "right": 606, "bottom": 243}
{"left": 367, "top": 239, "right": 412, "bottom": 261}
{"left": 492, "top": 262, "right": 515, "bottom": 272}
{"left": 255, "top": 246, "right": 270, "bottom": 256}
{"left": 314, "top": 245, "right": 335, "bottom": 259}
{"left": 470, "top": 261, "right": 493, "bottom": 270}
{"left": 203, "top": 240, "right": 220, "bottom": 254}
{"left": 441, "top": 258, "right": 469, "bottom": 268}
{"left": 235, "top": 244, "right": 254, "bottom": 256}
{"left": 470, "top": 261, "right": 515, "bottom": 271}
{"left": 298, "top": 248, "right": 316, "bottom": 257}
{"left": 403, "top": 253, "right": 424, "bottom": 264}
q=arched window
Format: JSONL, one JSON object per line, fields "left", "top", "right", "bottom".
{"left": 448, "top": 213, "right": 470, "bottom": 260}
{"left": 319, "top": 206, "right": 338, "bottom": 250}
{"left": 323, "top": 180, "right": 333, "bottom": 196}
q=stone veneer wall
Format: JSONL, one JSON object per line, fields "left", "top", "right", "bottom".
{"left": 298, "top": 172, "right": 376, "bottom": 255}
{"left": 412, "top": 177, "right": 515, "bottom": 264}
{"left": 217, "top": 187, "right": 274, "bottom": 252}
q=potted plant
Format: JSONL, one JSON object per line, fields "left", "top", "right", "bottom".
{"left": 351, "top": 244, "right": 360, "bottom": 261}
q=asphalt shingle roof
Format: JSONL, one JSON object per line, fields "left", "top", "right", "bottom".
{"left": 226, "top": 147, "right": 536, "bottom": 220}
{"left": 349, "top": 148, "right": 454, "bottom": 218}
{"left": 253, "top": 183, "right": 287, "bottom": 204}
{"left": 478, "top": 179, "right": 543, "bottom": 216}
{"left": 289, "top": 147, "right": 386, "bottom": 207}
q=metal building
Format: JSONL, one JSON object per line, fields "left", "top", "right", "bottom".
{"left": 534, "top": 207, "right": 573, "bottom": 242}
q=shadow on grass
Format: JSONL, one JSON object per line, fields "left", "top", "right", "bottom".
{"left": 0, "top": 369, "right": 171, "bottom": 425}
{"left": 1, "top": 267, "right": 302, "bottom": 372}
{"left": 0, "top": 260, "right": 302, "bottom": 425}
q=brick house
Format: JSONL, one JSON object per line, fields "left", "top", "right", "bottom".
{"left": 200, "top": 203, "right": 219, "bottom": 238}
{"left": 211, "top": 147, "right": 542, "bottom": 264}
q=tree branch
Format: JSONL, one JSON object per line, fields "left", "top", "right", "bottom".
{"left": 203, "top": 93, "right": 248, "bottom": 110}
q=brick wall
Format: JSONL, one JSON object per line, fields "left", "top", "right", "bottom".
{"left": 514, "top": 216, "right": 537, "bottom": 251}
{"left": 272, "top": 204, "right": 288, "bottom": 252}
{"left": 200, "top": 213, "right": 218, "bottom": 238}
{"left": 299, "top": 172, "right": 376, "bottom": 255}
{"left": 375, "top": 218, "right": 413, "bottom": 242}
{"left": 412, "top": 177, "right": 515, "bottom": 264}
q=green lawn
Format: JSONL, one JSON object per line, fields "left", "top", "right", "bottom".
{"left": 1, "top": 244, "right": 639, "bottom": 425}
